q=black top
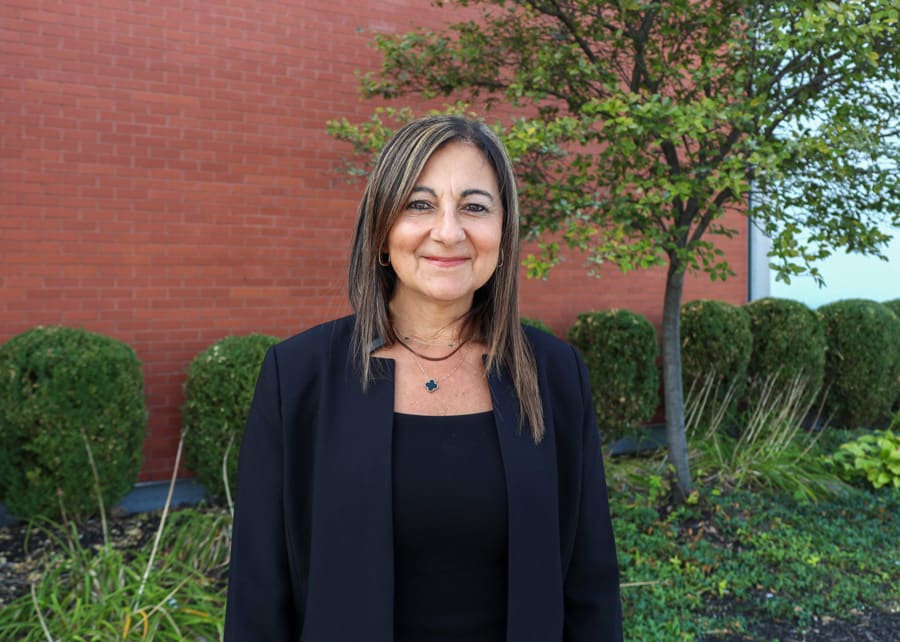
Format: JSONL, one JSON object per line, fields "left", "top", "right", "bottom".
{"left": 392, "top": 411, "right": 509, "bottom": 642}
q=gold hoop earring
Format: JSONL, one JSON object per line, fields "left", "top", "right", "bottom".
{"left": 378, "top": 253, "right": 391, "bottom": 267}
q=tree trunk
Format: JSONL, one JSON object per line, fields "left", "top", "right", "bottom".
{"left": 662, "top": 261, "right": 692, "bottom": 499}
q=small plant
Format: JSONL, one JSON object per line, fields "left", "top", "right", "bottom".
{"left": 568, "top": 309, "right": 659, "bottom": 441}
{"left": 182, "top": 333, "right": 279, "bottom": 501}
{"left": 685, "top": 373, "right": 841, "bottom": 501}
{"left": 0, "top": 326, "right": 146, "bottom": 521}
{"left": 826, "top": 430, "right": 900, "bottom": 490}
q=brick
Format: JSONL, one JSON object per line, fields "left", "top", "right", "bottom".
{"left": 0, "top": 0, "right": 750, "bottom": 482}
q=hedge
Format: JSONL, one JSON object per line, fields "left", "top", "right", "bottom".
{"left": 568, "top": 309, "right": 659, "bottom": 440}
{"left": 680, "top": 299, "right": 752, "bottom": 425}
{"left": 182, "top": 334, "right": 279, "bottom": 501}
{"left": 819, "top": 299, "right": 900, "bottom": 428}
{"left": 744, "top": 297, "right": 825, "bottom": 409}
{"left": 0, "top": 326, "right": 146, "bottom": 520}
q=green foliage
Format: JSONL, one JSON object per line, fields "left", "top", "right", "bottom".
{"left": 744, "top": 297, "right": 826, "bottom": 409}
{"left": 182, "top": 334, "right": 279, "bottom": 502}
{"left": 331, "top": 1, "right": 900, "bottom": 284}
{"left": 0, "top": 507, "right": 229, "bottom": 641}
{"left": 686, "top": 373, "right": 841, "bottom": 501}
{"left": 0, "top": 326, "right": 146, "bottom": 521}
{"left": 520, "top": 316, "right": 554, "bottom": 335}
{"left": 826, "top": 430, "right": 900, "bottom": 490}
{"left": 680, "top": 300, "right": 752, "bottom": 421}
{"left": 568, "top": 309, "right": 659, "bottom": 440}
{"left": 884, "top": 298, "right": 900, "bottom": 320}
{"left": 818, "top": 299, "right": 900, "bottom": 428}
{"left": 609, "top": 482, "right": 900, "bottom": 640}
{"left": 884, "top": 299, "right": 900, "bottom": 413}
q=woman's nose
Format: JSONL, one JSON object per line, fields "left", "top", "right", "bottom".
{"left": 431, "top": 206, "right": 466, "bottom": 244}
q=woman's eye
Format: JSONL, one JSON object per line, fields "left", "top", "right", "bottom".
{"left": 406, "top": 200, "right": 432, "bottom": 211}
{"left": 463, "top": 203, "right": 489, "bottom": 214}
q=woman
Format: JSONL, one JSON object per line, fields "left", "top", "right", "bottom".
{"left": 224, "top": 115, "right": 622, "bottom": 641}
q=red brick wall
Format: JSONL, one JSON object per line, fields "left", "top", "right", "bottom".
{"left": 1, "top": 0, "right": 748, "bottom": 481}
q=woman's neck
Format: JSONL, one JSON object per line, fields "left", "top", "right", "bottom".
{"left": 388, "top": 295, "right": 471, "bottom": 343}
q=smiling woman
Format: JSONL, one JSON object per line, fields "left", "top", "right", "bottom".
{"left": 384, "top": 141, "right": 504, "bottom": 415}
{"left": 223, "top": 115, "right": 623, "bottom": 642}
{"left": 386, "top": 142, "right": 503, "bottom": 313}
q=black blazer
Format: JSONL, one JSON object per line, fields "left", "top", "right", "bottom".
{"left": 224, "top": 315, "right": 622, "bottom": 641}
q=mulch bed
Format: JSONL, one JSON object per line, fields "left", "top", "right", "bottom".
{"left": 1, "top": 511, "right": 898, "bottom": 640}
{"left": 704, "top": 608, "right": 900, "bottom": 642}
{"left": 0, "top": 509, "right": 162, "bottom": 608}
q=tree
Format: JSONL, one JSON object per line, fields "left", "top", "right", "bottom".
{"left": 328, "top": 0, "right": 900, "bottom": 498}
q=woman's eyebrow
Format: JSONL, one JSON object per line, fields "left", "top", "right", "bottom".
{"left": 461, "top": 188, "right": 495, "bottom": 202}
{"left": 410, "top": 185, "right": 437, "bottom": 196}
{"left": 409, "top": 185, "right": 495, "bottom": 202}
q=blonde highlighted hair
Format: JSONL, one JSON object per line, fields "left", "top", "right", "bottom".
{"left": 348, "top": 115, "right": 544, "bottom": 440}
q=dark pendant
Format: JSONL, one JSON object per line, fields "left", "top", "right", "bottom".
{"left": 425, "top": 379, "right": 439, "bottom": 393}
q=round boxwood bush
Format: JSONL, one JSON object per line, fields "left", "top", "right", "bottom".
{"left": 744, "top": 297, "right": 825, "bottom": 409}
{"left": 521, "top": 316, "right": 554, "bottom": 335}
{"left": 568, "top": 309, "right": 659, "bottom": 440}
{"left": 0, "top": 326, "right": 146, "bottom": 521}
{"left": 182, "top": 333, "right": 279, "bottom": 501}
{"left": 680, "top": 299, "right": 752, "bottom": 422}
{"left": 890, "top": 299, "right": 900, "bottom": 411}
{"left": 819, "top": 299, "right": 900, "bottom": 428}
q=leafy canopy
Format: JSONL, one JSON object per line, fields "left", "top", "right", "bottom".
{"left": 329, "top": 0, "right": 900, "bottom": 283}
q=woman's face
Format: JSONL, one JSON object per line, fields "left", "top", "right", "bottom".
{"left": 386, "top": 141, "right": 503, "bottom": 312}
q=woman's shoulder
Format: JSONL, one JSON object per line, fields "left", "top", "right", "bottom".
{"left": 521, "top": 323, "right": 579, "bottom": 365}
{"left": 520, "top": 323, "right": 590, "bottom": 410}
{"left": 274, "top": 314, "right": 355, "bottom": 358}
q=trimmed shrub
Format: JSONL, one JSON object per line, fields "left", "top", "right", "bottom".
{"left": 521, "top": 316, "right": 554, "bottom": 335}
{"left": 883, "top": 298, "right": 900, "bottom": 320}
{"left": 681, "top": 299, "right": 752, "bottom": 422}
{"left": 0, "top": 326, "right": 146, "bottom": 521}
{"left": 568, "top": 309, "right": 659, "bottom": 440}
{"left": 819, "top": 299, "right": 900, "bottom": 428}
{"left": 890, "top": 300, "right": 900, "bottom": 411}
{"left": 182, "top": 333, "right": 279, "bottom": 501}
{"left": 744, "top": 297, "right": 825, "bottom": 409}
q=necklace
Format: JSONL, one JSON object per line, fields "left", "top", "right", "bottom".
{"left": 400, "top": 333, "right": 459, "bottom": 348}
{"left": 403, "top": 343, "right": 468, "bottom": 393}
{"left": 396, "top": 336, "right": 467, "bottom": 362}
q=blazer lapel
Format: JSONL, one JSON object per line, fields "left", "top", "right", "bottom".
{"left": 489, "top": 365, "right": 564, "bottom": 641}
{"left": 303, "top": 357, "right": 396, "bottom": 641}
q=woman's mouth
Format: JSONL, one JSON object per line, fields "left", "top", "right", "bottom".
{"left": 424, "top": 256, "right": 468, "bottom": 268}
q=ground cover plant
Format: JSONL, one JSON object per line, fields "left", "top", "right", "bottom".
{"left": 609, "top": 474, "right": 900, "bottom": 641}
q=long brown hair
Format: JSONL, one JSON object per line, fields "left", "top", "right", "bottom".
{"left": 348, "top": 115, "right": 544, "bottom": 441}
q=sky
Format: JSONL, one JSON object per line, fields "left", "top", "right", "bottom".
{"left": 769, "top": 223, "right": 900, "bottom": 308}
